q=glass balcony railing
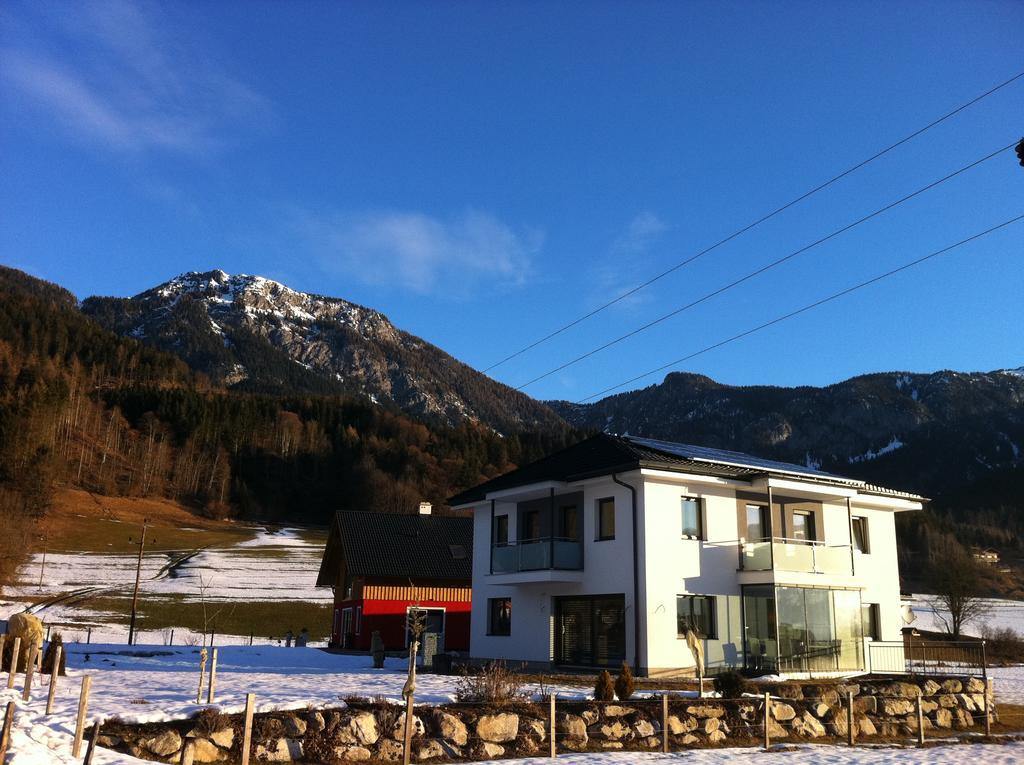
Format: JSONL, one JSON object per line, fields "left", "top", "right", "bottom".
{"left": 491, "top": 537, "right": 583, "bottom": 573}
{"left": 739, "top": 538, "right": 852, "bottom": 575}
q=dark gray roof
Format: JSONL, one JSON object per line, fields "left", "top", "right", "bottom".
{"left": 448, "top": 433, "right": 923, "bottom": 505}
{"left": 316, "top": 511, "right": 472, "bottom": 586}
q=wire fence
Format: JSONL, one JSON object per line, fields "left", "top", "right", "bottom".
{"left": 1, "top": 629, "right": 1019, "bottom": 765}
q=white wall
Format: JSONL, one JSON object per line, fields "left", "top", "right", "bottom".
{"left": 468, "top": 473, "right": 914, "bottom": 675}
{"left": 469, "top": 479, "right": 640, "bottom": 667}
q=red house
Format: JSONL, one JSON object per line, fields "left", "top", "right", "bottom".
{"left": 316, "top": 507, "right": 472, "bottom": 652}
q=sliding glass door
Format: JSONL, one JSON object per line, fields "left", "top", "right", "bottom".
{"left": 554, "top": 595, "right": 626, "bottom": 668}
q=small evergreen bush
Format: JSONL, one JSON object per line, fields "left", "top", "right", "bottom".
{"left": 594, "top": 670, "right": 615, "bottom": 701}
{"left": 614, "top": 660, "right": 635, "bottom": 700}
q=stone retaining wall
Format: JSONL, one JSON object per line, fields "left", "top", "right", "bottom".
{"left": 99, "top": 675, "right": 997, "bottom": 763}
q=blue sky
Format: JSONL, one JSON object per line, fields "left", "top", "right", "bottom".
{"left": 2, "top": 0, "right": 1022, "bottom": 403}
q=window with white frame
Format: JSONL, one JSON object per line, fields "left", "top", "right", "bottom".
{"left": 851, "top": 516, "right": 869, "bottom": 553}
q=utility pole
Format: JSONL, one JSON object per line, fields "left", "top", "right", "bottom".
{"left": 127, "top": 519, "right": 152, "bottom": 645}
{"left": 37, "top": 534, "right": 48, "bottom": 589}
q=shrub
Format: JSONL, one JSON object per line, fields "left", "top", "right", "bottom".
{"left": 594, "top": 670, "right": 615, "bottom": 701}
{"left": 454, "top": 661, "right": 528, "bottom": 705}
{"left": 713, "top": 669, "right": 747, "bottom": 699}
{"left": 614, "top": 661, "right": 635, "bottom": 700}
{"left": 191, "top": 707, "right": 229, "bottom": 736}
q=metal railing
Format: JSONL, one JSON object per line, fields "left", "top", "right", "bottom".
{"left": 738, "top": 537, "right": 853, "bottom": 575}
{"left": 867, "top": 638, "right": 987, "bottom": 676}
{"left": 491, "top": 537, "right": 583, "bottom": 573}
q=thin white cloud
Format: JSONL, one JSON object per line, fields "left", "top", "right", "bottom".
{"left": 1, "top": 0, "right": 272, "bottom": 155}
{"left": 297, "top": 209, "right": 541, "bottom": 296}
{"left": 591, "top": 211, "right": 671, "bottom": 312}
{"left": 612, "top": 211, "right": 669, "bottom": 255}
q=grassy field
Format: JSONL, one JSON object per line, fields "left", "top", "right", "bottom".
{"left": 57, "top": 594, "right": 333, "bottom": 643}
{"left": 7, "top": 488, "right": 332, "bottom": 644}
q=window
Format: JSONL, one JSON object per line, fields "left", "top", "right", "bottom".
{"left": 745, "top": 504, "right": 769, "bottom": 541}
{"left": 861, "top": 603, "right": 880, "bottom": 640}
{"left": 681, "top": 497, "right": 703, "bottom": 539}
{"left": 488, "top": 598, "right": 512, "bottom": 636}
{"left": 521, "top": 510, "right": 542, "bottom": 541}
{"left": 597, "top": 498, "right": 615, "bottom": 540}
{"left": 559, "top": 505, "right": 579, "bottom": 540}
{"left": 354, "top": 606, "right": 362, "bottom": 635}
{"left": 677, "top": 595, "right": 716, "bottom": 639}
{"left": 851, "top": 517, "right": 869, "bottom": 553}
{"left": 494, "top": 515, "right": 509, "bottom": 545}
{"left": 791, "top": 510, "right": 815, "bottom": 542}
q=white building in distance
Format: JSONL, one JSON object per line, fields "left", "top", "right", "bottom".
{"left": 449, "top": 434, "right": 923, "bottom": 677}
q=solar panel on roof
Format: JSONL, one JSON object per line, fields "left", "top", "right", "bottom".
{"left": 624, "top": 435, "right": 855, "bottom": 482}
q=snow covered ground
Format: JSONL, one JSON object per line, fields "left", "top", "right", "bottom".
{"left": 1, "top": 644, "right": 1022, "bottom": 764}
{"left": 1, "top": 527, "right": 331, "bottom": 645}
{"left": 907, "top": 595, "right": 1024, "bottom": 639}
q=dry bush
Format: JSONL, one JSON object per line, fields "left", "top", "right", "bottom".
{"left": 594, "top": 670, "right": 615, "bottom": 702}
{"left": 42, "top": 633, "right": 67, "bottom": 676}
{"left": 191, "top": 707, "right": 229, "bottom": 735}
{"left": 371, "top": 696, "right": 403, "bottom": 733}
{"left": 712, "top": 669, "right": 747, "bottom": 699}
{"left": 454, "top": 661, "right": 529, "bottom": 705}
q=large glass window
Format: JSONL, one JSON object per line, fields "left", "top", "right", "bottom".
{"left": 555, "top": 595, "right": 626, "bottom": 667}
{"left": 773, "top": 586, "right": 862, "bottom": 672}
{"left": 742, "top": 584, "right": 777, "bottom": 672}
{"left": 852, "top": 517, "right": 869, "bottom": 553}
{"left": 676, "top": 595, "right": 716, "bottom": 638}
{"left": 745, "top": 504, "right": 768, "bottom": 541}
{"left": 597, "top": 498, "right": 615, "bottom": 540}
{"left": 681, "top": 497, "right": 703, "bottom": 539}
{"left": 487, "top": 598, "right": 511, "bottom": 636}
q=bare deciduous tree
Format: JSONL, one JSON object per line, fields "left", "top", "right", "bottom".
{"left": 927, "top": 553, "right": 989, "bottom": 638}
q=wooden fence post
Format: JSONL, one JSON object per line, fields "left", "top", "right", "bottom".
{"left": 983, "top": 678, "right": 992, "bottom": 736}
{"left": 46, "top": 645, "right": 63, "bottom": 715}
{"left": 196, "top": 649, "right": 208, "bottom": 704}
{"left": 206, "top": 648, "right": 218, "bottom": 704}
{"left": 22, "top": 642, "right": 38, "bottom": 702}
{"left": 916, "top": 690, "right": 924, "bottom": 746}
{"left": 83, "top": 719, "right": 101, "bottom": 765}
{"left": 402, "top": 692, "right": 415, "bottom": 765}
{"left": 6, "top": 637, "right": 21, "bottom": 690}
{"left": 549, "top": 694, "right": 556, "bottom": 758}
{"left": 846, "top": 691, "right": 854, "bottom": 746}
{"left": 0, "top": 634, "right": 6, "bottom": 668}
{"left": 661, "top": 694, "right": 669, "bottom": 753}
{"left": 73, "top": 675, "right": 92, "bottom": 758}
{"left": 179, "top": 738, "right": 196, "bottom": 765}
{"left": 0, "top": 701, "right": 15, "bottom": 763}
{"left": 240, "top": 693, "right": 255, "bottom": 765}
{"left": 763, "top": 692, "right": 771, "bottom": 750}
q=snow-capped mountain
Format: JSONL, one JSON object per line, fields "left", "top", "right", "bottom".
{"left": 82, "top": 269, "right": 565, "bottom": 432}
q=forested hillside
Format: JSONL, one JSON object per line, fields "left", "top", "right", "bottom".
{"left": 0, "top": 266, "right": 577, "bottom": 587}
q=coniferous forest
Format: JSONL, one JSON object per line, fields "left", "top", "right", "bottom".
{"left": 1, "top": 263, "right": 1021, "bottom": 596}
{"left": 0, "top": 265, "right": 577, "bottom": 585}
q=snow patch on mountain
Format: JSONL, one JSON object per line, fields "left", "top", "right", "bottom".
{"left": 848, "top": 435, "right": 904, "bottom": 463}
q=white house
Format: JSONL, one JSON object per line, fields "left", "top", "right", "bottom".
{"left": 448, "top": 434, "right": 923, "bottom": 677}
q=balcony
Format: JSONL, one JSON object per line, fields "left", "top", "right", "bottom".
{"left": 489, "top": 537, "right": 584, "bottom": 583}
{"left": 739, "top": 538, "right": 852, "bottom": 576}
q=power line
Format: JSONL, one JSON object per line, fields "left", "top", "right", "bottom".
{"left": 515, "top": 142, "right": 1016, "bottom": 390}
{"left": 578, "top": 213, "right": 1024, "bottom": 403}
{"left": 482, "top": 69, "right": 1024, "bottom": 373}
